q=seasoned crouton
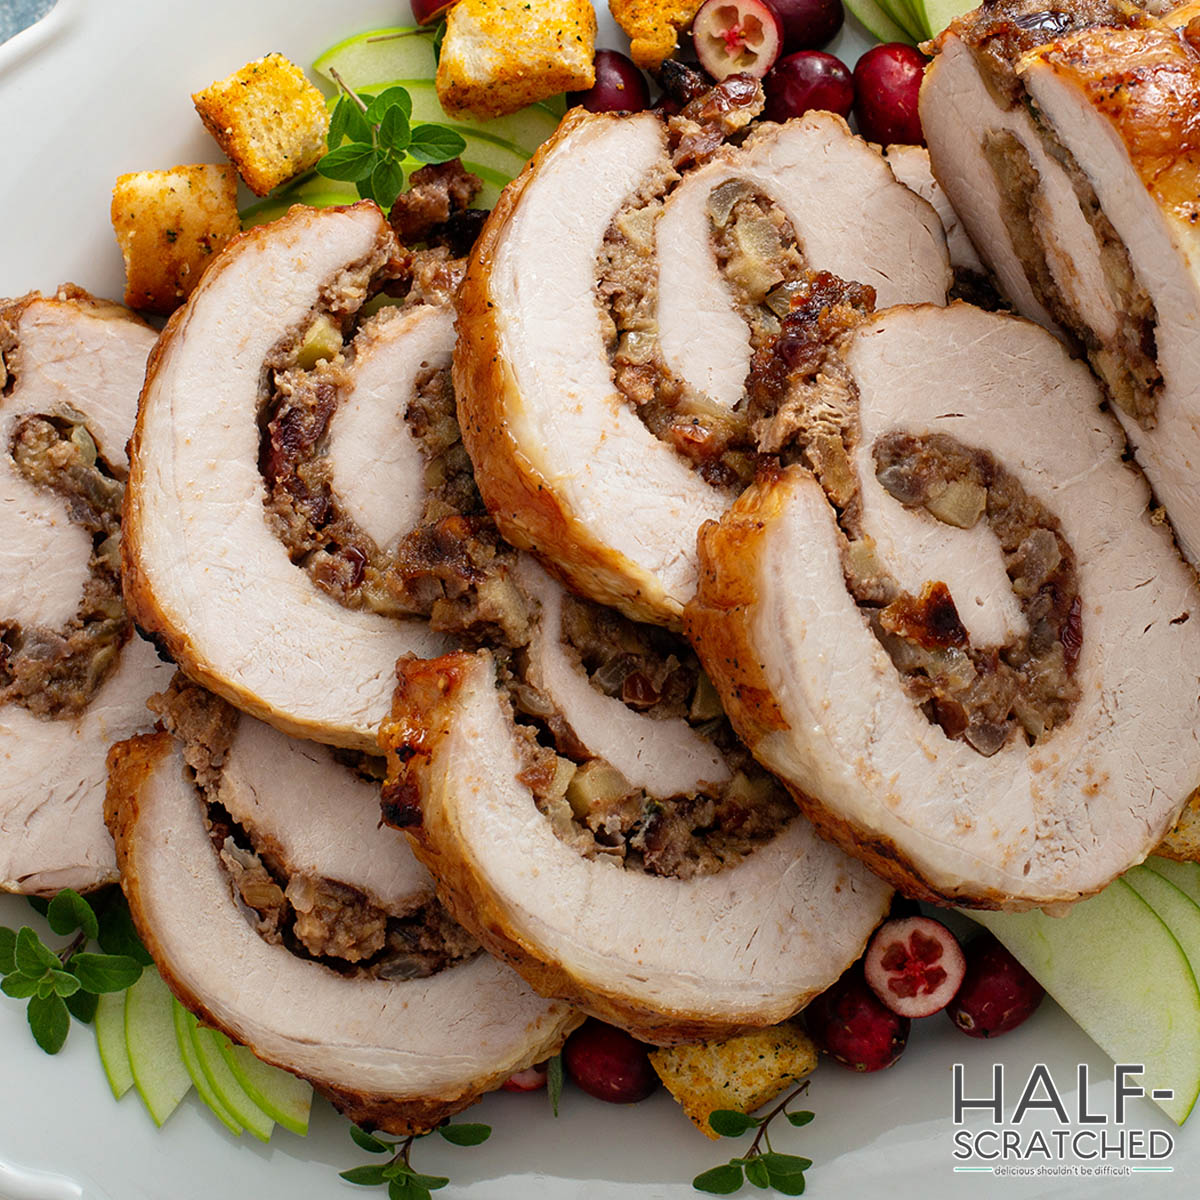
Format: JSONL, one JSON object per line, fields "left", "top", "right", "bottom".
{"left": 1156, "top": 789, "right": 1200, "bottom": 862}
{"left": 610, "top": 0, "right": 706, "bottom": 69}
{"left": 437, "top": 0, "right": 596, "bottom": 119}
{"left": 193, "top": 53, "right": 329, "bottom": 196}
{"left": 649, "top": 1023, "right": 818, "bottom": 1139}
{"left": 110, "top": 165, "right": 241, "bottom": 315}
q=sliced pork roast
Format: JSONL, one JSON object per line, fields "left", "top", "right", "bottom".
{"left": 686, "top": 301, "right": 1200, "bottom": 910}
{"left": 106, "top": 680, "right": 579, "bottom": 1134}
{"left": 121, "top": 202, "right": 500, "bottom": 750}
{"left": 379, "top": 558, "right": 891, "bottom": 1043}
{"left": 0, "top": 289, "right": 171, "bottom": 895}
{"left": 922, "top": 1, "right": 1200, "bottom": 564}
{"left": 456, "top": 93, "right": 950, "bottom": 627}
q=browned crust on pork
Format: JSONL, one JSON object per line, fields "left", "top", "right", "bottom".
{"left": 380, "top": 650, "right": 805, "bottom": 1044}
{"left": 106, "top": 728, "right": 562, "bottom": 1134}
{"left": 453, "top": 110, "right": 682, "bottom": 629}
{"left": 120, "top": 203, "right": 392, "bottom": 751}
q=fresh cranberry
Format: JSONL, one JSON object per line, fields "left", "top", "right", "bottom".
{"left": 768, "top": 0, "right": 845, "bottom": 51}
{"left": 562, "top": 1019, "right": 658, "bottom": 1103}
{"left": 852, "top": 43, "right": 926, "bottom": 145}
{"left": 763, "top": 51, "right": 854, "bottom": 121}
{"left": 864, "top": 916, "right": 966, "bottom": 1018}
{"left": 411, "top": 0, "right": 456, "bottom": 25}
{"left": 805, "top": 965, "right": 910, "bottom": 1070}
{"left": 948, "top": 932, "right": 1045, "bottom": 1038}
{"left": 568, "top": 50, "right": 650, "bottom": 113}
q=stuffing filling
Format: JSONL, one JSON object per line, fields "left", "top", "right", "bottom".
{"left": 153, "top": 675, "right": 479, "bottom": 979}
{"left": 749, "top": 272, "right": 1082, "bottom": 757}
{"left": 1, "top": 408, "right": 130, "bottom": 717}
{"left": 498, "top": 588, "right": 794, "bottom": 880}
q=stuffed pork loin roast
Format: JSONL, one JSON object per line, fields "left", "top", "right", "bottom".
{"left": 123, "top": 199, "right": 521, "bottom": 751}
{"left": 0, "top": 288, "right": 171, "bottom": 894}
{"left": 455, "top": 81, "right": 951, "bottom": 627}
{"left": 107, "top": 677, "right": 579, "bottom": 1133}
{"left": 686, "top": 291, "right": 1200, "bottom": 910}
{"left": 921, "top": 0, "right": 1200, "bottom": 565}
{"left": 379, "top": 555, "right": 892, "bottom": 1044}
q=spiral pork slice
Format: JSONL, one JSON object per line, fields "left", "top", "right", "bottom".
{"left": 106, "top": 691, "right": 580, "bottom": 1134}
{"left": 686, "top": 302, "right": 1200, "bottom": 910}
{"left": 379, "top": 558, "right": 891, "bottom": 1044}
{"left": 921, "top": 1, "right": 1200, "bottom": 565}
{"left": 0, "top": 289, "right": 171, "bottom": 894}
{"left": 123, "top": 204, "right": 463, "bottom": 750}
{"left": 456, "top": 103, "right": 950, "bottom": 627}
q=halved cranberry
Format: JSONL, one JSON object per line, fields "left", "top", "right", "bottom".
{"left": 501, "top": 1064, "right": 548, "bottom": 1092}
{"left": 948, "top": 932, "right": 1045, "bottom": 1038}
{"left": 805, "top": 965, "right": 909, "bottom": 1071}
{"left": 562, "top": 1019, "right": 658, "bottom": 1103}
{"left": 693, "top": 0, "right": 785, "bottom": 80}
{"left": 864, "top": 916, "right": 966, "bottom": 1018}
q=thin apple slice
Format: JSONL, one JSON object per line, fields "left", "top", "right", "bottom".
{"left": 219, "top": 1038, "right": 313, "bottom": 1137}
{"left": 915, "top": 0, "right": 976, "bottom": 38}
{"left": 1148, "top": 857, "right": 1200, "bottom": 908}
{"left": 95, "top": 990, "right": 134, "bottom": 1100}
{"left": 192, "top": 1025, "right": 275, "bottom": 1143}
{"left": 844, "top": 0, "right": 916, "bottom": 43}
{"left": 125, "top": 970, "right": 192, "bottom": 1126}
{"left": 173, "top": 1000, "right": 243, "bottom": 1137}
{"left": 1124, "top": 865, "right": 1200, "bottom": 980}
{"left": 971, "top": 878, "right": 1200, "bottom": 1124}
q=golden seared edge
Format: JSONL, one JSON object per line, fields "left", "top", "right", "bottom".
{"left": 684, "top": 468, "right": 1056, "bottom": 912}
{"left": 105, "top": 732, "right": 578, "bottom": 1134}
{"left": 380, "top": 650, "right": 867, "bottom": 1044}
{"left": 453, "top": 109, "right": 684, "bottom": 629}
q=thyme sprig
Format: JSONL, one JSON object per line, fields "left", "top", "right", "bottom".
{"left": 341, "top": 1119, "right": 492, "bottom": 1199}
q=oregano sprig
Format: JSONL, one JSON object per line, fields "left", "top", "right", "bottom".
{"left": 340, "top": 1118, "right": 492, "bottom": 1199}
{"left": 318, "top": 72, "right": 467, "bottom": 212}
{"left": 693, "top": 1082, "right": 815, "bottom": 1196}
{"left": 1, "top": 887, "right": 147, "bottom": 1054}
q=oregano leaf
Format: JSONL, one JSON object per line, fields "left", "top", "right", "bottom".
{"left": 370, "top": 156, "right": 406, "bottom": 212}
{"left": 377, "top": 105, "right": 412, "bottom": 156}
{"left": 692, "top": 1163, "right": 745, "bottom": 1195}
{"left": 407, "top": 124, "right": 467, "bottom": 164}
{"left": 350, "top": 1125, "right": 392, "bottom": 1154}
{"left": 341, "top": 99, "right": 376, "bottom": 147}
{"left": 547, "top": 1053, "right": 564, "bottom": 1117}
{"left": 338, "top": 1164, "right": 389, "bottom": 1186}
{"left": 2, "top": 973, "right": 40, "bottom": 1000}
{"left": 50, "top": 969, "right": 81, "bottom": 997}
{"left": 15, "top": 927, "right": 58, "bottom": 974}
{"left": 433, "top": 19, "right": 447, "bottom": 62}
{"left": 70, "top": 953, "right": 142, "bottom": 994}
{"left": 786, "top": 1111, "right": 815, "bottom": 1128}
{"left": 744, "top": 1156, "right": 770, "bottom": 1189}
{"left": 406, "top": 1171, "right": 449, "bottom": 1191}
{"left": 318, "top": 142, "right": 378, "bottom": 183}
{"left": 0, "top": 927, "right": 16, "bottom": 975}
{"left": 46, "top": 889, "right": 99, "bottom": 940}
{"left": 758, "top": 1153, "right": 811, "bottom": 1177}
{"left": 366, "top": 86, "right": 414, "bottom": 125}
{"left": 437, "top": 1122, "right": 490, "bottom": 1147}
{"left": 328, "top": 99, "right": 351, "bottom": 151}
{"left": 97, "top": 896, "right": 153, "bottom": 965}
{"left": 26, "top": 896, "right": 49, "bottom": 917}
{"left": 708, "top": 1110, "right": 759, "bottom": 1138}
{"left": 27, "top": 992, "right": 69, "bottom": 1054}
{"left": 65, "top": 989, "right": 99, "bottom": 1024}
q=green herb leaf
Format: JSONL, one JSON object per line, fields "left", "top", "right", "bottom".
{"left": 46, "top": 889, "right": 99, "bottom": 940}
{"left": 437, "top": 1122, "right": 490, "bottom": 1147}
{"left": 406, "top": 1171, "right": 448, "bottom": 1191}
{"left": 338, "top": 1164, "right": 389, "bottom": 1186}
{"left": 26, "top": 896, "right": 49, "bottom": 917}
{"left": 408, "top": 124, "right": 467, "bottom": 164}
{"left": 381, "top": 1162, "right": 407, "bottom": 1181}
{"left": 15, "top": 927, "right": 58, "bottom": 974}
{"left": 387, "top": 1179, "right": 428, "bottom": 1200}
{"left": 350, "top": 1125, "right": 392, "bottom": 1154}
{"left": 50, "top": 969, "right": 80, "bottom": 997}
{"left": 767, "top": 1175, "right": 806, "bottom": 1197}
{"left": 744, "top": 1156, "right": 769, "bottom": 1189}
{"left": 328, "top": 99, "right": 351, "bottom": 151}
{"left": 708, "top": 1110, "right": 759, "bottom": 1138}
{"left": 341, "top": 99, "right": 376, "bottom": 147}
{"left": 693, "top": 1163, "right": 745, "bottom": 1195}
{"left": 70, "top": 953, "right": 143, "bottom": 994}
{"left": 547, "top": 1054, "right": 564, "bottom": 1117}
{"left": 96, "top": 895, "right": 153, "bottom": 966}
{"left": 27, "top": 992, "right": 69, "bottom": 1054}
{"left": 318, "top": 142, "right": 379, "bottom": 183}
{"left": 370, "top": 157, "right": 407, "bottom": 212}
{"left": 0, "top": 927, "right": 16, "bottom": 975}
{"left": 2, "top": 973, "right": 41, "bottom": 1000}
{"left": 759, "top": 1152, "right": 811, "bottom": 1194}
{"left": 785, "top": 1111, "right": 815, "bottom": 1128}
{"left": 366, "top": 86, "right": 414, "bottom": 126}
{"left": 377, "top": 105, "right": 412, "bottom": 155}
{"left": 36, "top": 976, "right": 55, "bottom": 1000}
{"left": 65, "top": 989, "right": 99, "bottom": 1024}
{"left": 433, "top": 19, "right": 447, "bottom": 62}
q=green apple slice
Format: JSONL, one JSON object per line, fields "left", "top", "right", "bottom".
{"left": 218, "top": 1037, "right": 313, "bottom": 1137}
{"left": 95, "top": 990, "right": 134, "bottom": 1100}
{"left": 124, "top": 970, "right": 193, "bottom": 1126}
{"left": 971, "top": 878, "right": 1200, "bottom": 1124}
{"left": 191, "top": 1024, "right": 275, "bottom": 1143}
{"left": 844, "top": 0, "right": 919, "bottom": 45}
{"left": 1124, "top": 864, "right": 1200, "bottom": 974}
{"left": 173, "top": 1001, "right": 243, "bottom": 1137}
{"left": 915, "top": 0, "right": 978, "bottom": 39}
{"left": 1148, "top": 857, "right": 1200, "bottom": 907}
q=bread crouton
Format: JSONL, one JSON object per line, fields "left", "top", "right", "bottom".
{"left": 110, "top": 165, "right": 241, "bottom": 315}
{"left": 649, "top": 1023, "right": 818, "bottom": 1139}
{"left": 437, "top": 0, "right": 597, "bottom": 119}
{"left": 193, "top": 53, "right": 329, "bottom": 196}
{"left": 610, "top": 0, "right": 706, "bottom": 69}
{"left": 1156, "top": 789, "right": 1200, "bottom": 861}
